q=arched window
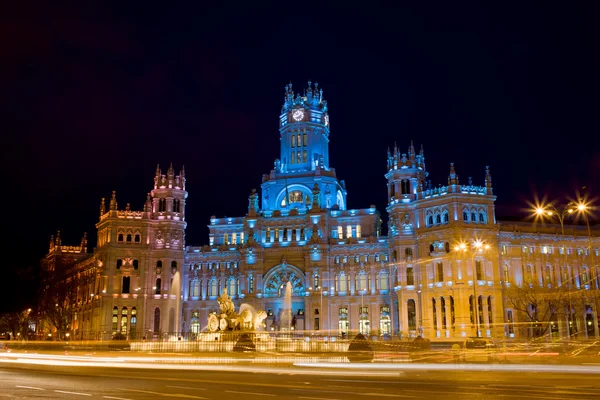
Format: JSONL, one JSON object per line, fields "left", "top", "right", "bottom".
{"left": 435, "top": 214, "right": 441, "bottom": 224}
{"left": 401, "top": 180, "right": 410, "bottom": 195}
{"left": 406, "top": 267, "right": 414, "bottom": 285}
{"left": 336, "top": 272, "right": 348, "bottom": 293}
{"left": 209, "top": 278, "right": 218, "bottom": 297}
{"left": 227, "top": 277, "right": 237, "bottom": 297}
{"left": 155, "top": 278, "right": 161, "bottom": 294}
{"left": 118, "top": 233, "right": 124, "bottom": 242}
{"left": 133, "top": 259, "right": 139, "bottom": 270}
{"left": 407, "top": 299, "right": 416, "bottom": 331}
{"left": 356, "top": 272, "right": 368, "bottom": 291}
{"left": 449, "top": 296, "right": 455, "bottom": 327}
{"left": 134, "top": 233, "right": 141, "bottom": 243}
{"left": 130, "top": 308, "right": 137, "bottom": 339}
{"left": 116, "top": 259, "right": 123, "bottom": 269}
{"left": 153, "top": 308, "right": 161, "bottom": 333}
{"left": 120, "top": 307, "right": 128, "bottom": 335}
{"left": 171, "top": 261, "right": 177, "bottom": 271}
{"left": 443, "top": 212, "right": 449, "bottom": 223}
{"left": 173, "top": 199, "right": 180, "bottom": 213}
{"left": 503, "top": 264, "right": 509, "bottom": 282}
{"left": 471, "top": 212, "right": 477, "bottom": 222}
{"left": 463, "top": 211, "right": 469, "bottom": 222}
{"left": 122, "top": 276, "right": 130, "bottom": 294}
{"left": 112, "top": 307, "right": 118, "bottom": 332}
{"left": 479, "top": 212, "right": 485, "bottom": 223}
{"left": 432, "top": 298, "right": 438, "bottom": 331}
{"left": 126, "top": 234, "right": 132, "bottom": 243}
{"left": 157, "top": 260, "right": 163, "bottom": 269}
{"left": 427, "top": 215, "right": 433, "bottom": 226}
{"left": 190, "top": 279, "right": 200, "bottom": 297}
{"left": 248, "top": 275, "right": 254, "bottom": 293}
{"left": 378, "top": 271, "right": 389, "bottom": 290}
{"left": 291, "top": 134, "right": 296, "bottom": 148}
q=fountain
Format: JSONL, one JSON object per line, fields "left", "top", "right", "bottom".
{"left": 280, "top": 281, "right": 293, "bottom": 331}
{"left": 206, "top": 288, "right": 267, "bottom": 332}
{"left": 168, "top": 270, "right": 182, "bottom": 337}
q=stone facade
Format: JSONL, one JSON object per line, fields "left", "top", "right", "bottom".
{"left": 41, "top": 81, "right": 599, "bottom": 341}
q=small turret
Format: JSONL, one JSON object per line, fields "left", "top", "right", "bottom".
{"left": 99, "top": 197, "right": 105, "bottom": 216}
{"left": 49, "top": 234, "right": 55, "bottom": 252}
{"left": 55, "top": 230, "right": 62, "bottom": 246}
{"left": 80, "top": 232, "right": 88, "bottom": 251}
{"left": 311, "top": 183, "right": 321, "bottom": 211}
{"left": 485, "top": 166, "right": 493, "bottom": 194}
{"left": 109, "top": 191, "right": 118, "bottom": 211}
{"left": 448, "top": 162, "right": 459, "bottom": 186}
{"left": 247, "top": 188, "right": 259, "bottom": 217}
{"left": 144, "top": 193, "right": 152, "bottom": 212}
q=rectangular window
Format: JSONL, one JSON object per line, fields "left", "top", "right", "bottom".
{"left": 297, "top": 151, "right": 301, "bottom": 163}
{"left": 240, "top": 232, "right": 244, "bottom": 243}
{"left": 356, "top": 225, "right": 361, "bottom": 238}
{"left": 314, "top": 317, "right": 320, "bottom": 330}
{"left": 291, "top": 152, "right": 295, "bottom": 164}
{"left": 266, "top": 227, "right": 271, "bottom": 242}
{"left": 232, "top": 233, "right": 237, "bottom": 245}
{"left": 303, "top": 150, "right": 307, "bottom": 163}
{"left": 476, "top": 260, "right": 483, "bottom": 281}
{"left": 346, "top": 225, "right": 352, "bottom": 238}
{"left": 332, "top": 229, "right": 338, "bottom": 239}
{"left": 248, "top": 276, "right": 254, "bottom": 294}
{"left": 224, "top": 234, "right": 229, "bottom": 245}
{"left": 275, "top": 229, "right": 280, "bottom": 242}
{"left": 291, "top": 135, "right": 296, "bottom": 148}
{"left": 337, "top": 226, "right": 343, "bottom": 239}
{"left": 502, "top": 244, "right": 507, "bottom": 255}
{"left": 436, "top": 262, "right": 444, "bottom": 282}
{"left": 303, "top": 133, "right": 307, "bottom": 146}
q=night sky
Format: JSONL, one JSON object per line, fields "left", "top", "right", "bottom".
{"left": 2, "top": 3, "right": 599, "bottom": 313}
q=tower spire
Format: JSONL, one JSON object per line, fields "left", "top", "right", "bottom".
{"left": 485, "top": 166, "right": 493, "bottom": 194}
{"left": 110, "top": 190, "right": 117, "bottom": 211}
{"left": 448, "top": 162, "right": 459, "bottom": 185}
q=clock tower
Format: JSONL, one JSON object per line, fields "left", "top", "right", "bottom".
{"left": 279, "top": 81, "right": 330, "bottom": 172}
{"left": 260, "top": 81, "right": 346, "bottom": 212}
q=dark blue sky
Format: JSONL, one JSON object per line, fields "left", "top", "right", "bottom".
{"left": 2, "top": 3, "right": 599, "bottom": 312}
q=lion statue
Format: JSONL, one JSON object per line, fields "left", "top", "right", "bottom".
{"left": 253, "top": 310, "right": 268, "bottom": 331}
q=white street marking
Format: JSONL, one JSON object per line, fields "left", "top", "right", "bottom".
{"left": 298, "top": 397, "right": 340, "bottom": 400}
{"left": 15, "top": 386, "right": 44, "bottom": 390}
{"left": 120, "top": 388, "right": 208, "bottom": 399}
{"left": 55, "top": 390, "right": 92, "bottom": 396}
{"left": 225, "top": 390, "right": 275, "bottom": 396}
{"left": 103, "top": 397, "right": 133, "bottom": 400}
{"left": 166, "top": 386, "right": 206, "bottom": 390}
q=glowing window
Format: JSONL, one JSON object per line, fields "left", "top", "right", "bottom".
{"left": 337, "top": 226, "right": 343, "bottom": 238}
{"left": 291, "top": 135, "right": 296, "bottom": 148}
{"left": 356, "top": 225, "right": 361, "bottom": 237}
{"left": 346, "top": 225, "right": 352, "bottom": 238}
{"left": 291, "top": 152, "right": 295, "bottom": 164}
{"left": 232, "top": 233, "right": 237, "bottom": 245}
{"left": 303, "top": 133, "right": 307, "bottom": 146}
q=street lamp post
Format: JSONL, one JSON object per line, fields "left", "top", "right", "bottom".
{"left": 575, "top": 201, "right": 599, "bottom": 337}
{"left": 454, "top": 240, "right": 490, "bottom": 337}
{"left": 534, "top": 202, "right": 576, "bottom": 337}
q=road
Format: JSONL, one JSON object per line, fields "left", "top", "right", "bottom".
{"left": 2, "top": 360, "right": 600, "bottom": 399}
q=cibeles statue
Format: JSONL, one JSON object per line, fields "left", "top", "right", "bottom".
{"left": 206, "top": 288, "right": 267, "bottom": 333}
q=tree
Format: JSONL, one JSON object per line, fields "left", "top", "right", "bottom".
{"left": 504, "top": 284, "right": 571, "bottom": 339}
{"left": 37, "top": 255, "right": 93, "bottom": 340}
{"left": 0, "top": 309, "right": 33, "bottom": 340}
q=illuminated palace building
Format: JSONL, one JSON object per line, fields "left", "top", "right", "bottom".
{"left": 45, "top": 81, "right": 599, "bottom": 342}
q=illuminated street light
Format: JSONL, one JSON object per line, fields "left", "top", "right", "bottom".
{"left": 454, "top": 239, "right": 490, "bottom": 337}
{"left": 533, "top": 200, "right": 578, "bottom": 337}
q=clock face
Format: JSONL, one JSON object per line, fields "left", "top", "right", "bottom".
{"left": 292, "top": 109, "right": 304, "bottom": 121}
{"left": 324, "top": 114, "right": 329, "bottom": 126}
